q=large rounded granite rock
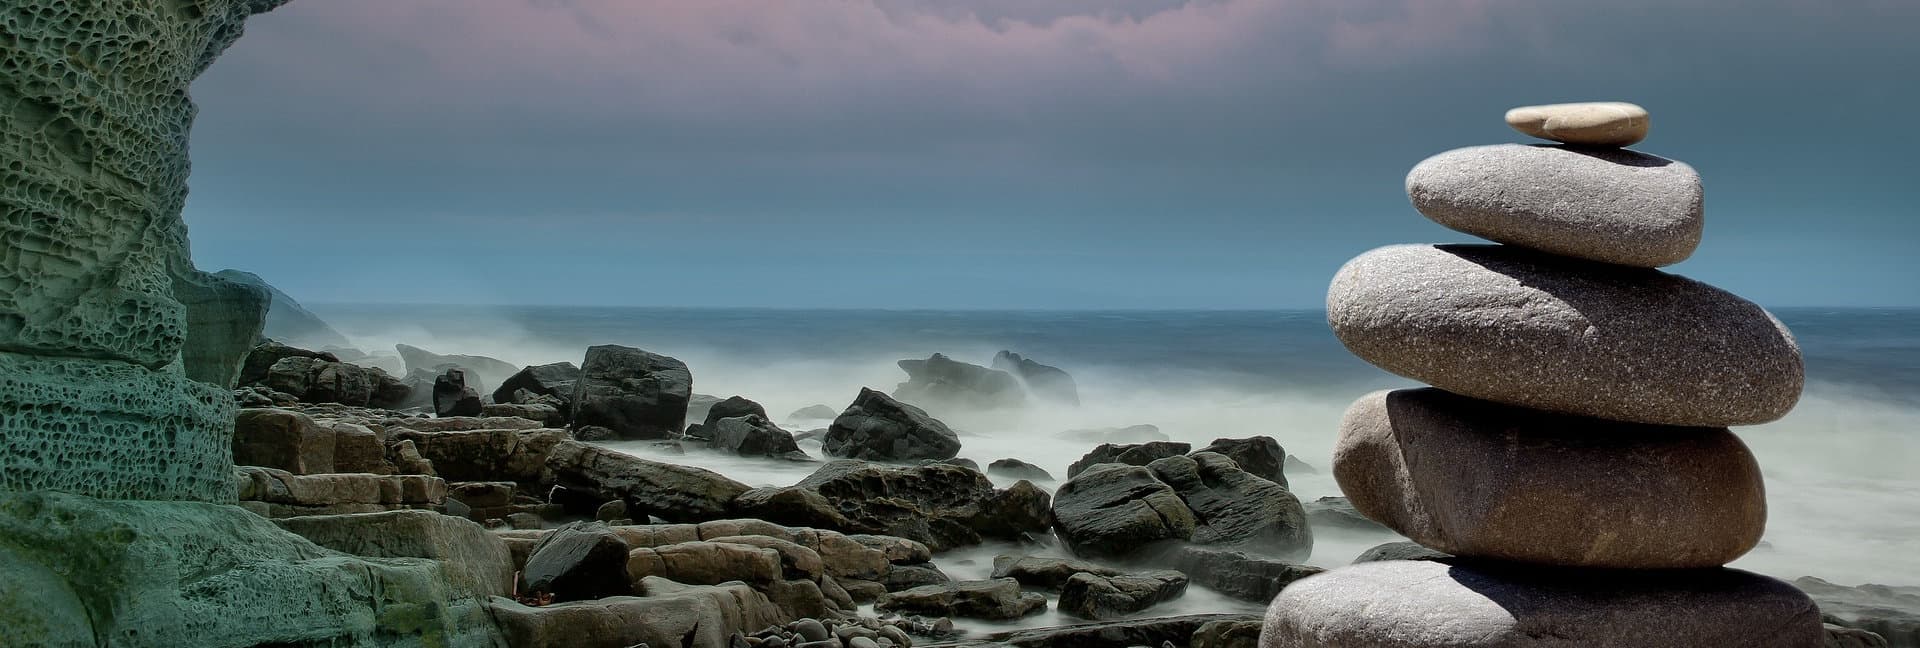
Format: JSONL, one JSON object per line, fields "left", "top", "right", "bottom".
{"left": 1334, "top": 389, "right": 1765, "bottom": 568}
{"left": 1260, "top": 561, "right": 1822, "bottom": 648}
{"left": 1327, "top": 244, "right": 1802, "bottom": 427}
{"left": 1407, "top": 144, "right": 1701, "bottom": 267}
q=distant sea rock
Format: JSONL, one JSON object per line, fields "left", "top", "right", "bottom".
{"left": 395, "top": 343, "right": 519, "bottom": 394}
{"left": 214, "top": 269, "right": 353, "bottom": 350}
{"left": 894, "top": 353, "right": 1027, "bottom": 412}
{"left": 993, "top": 350, "right": 1080, "bottom": 406}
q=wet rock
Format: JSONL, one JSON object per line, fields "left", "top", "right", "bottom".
{"left": 1057, "top": 570, "right": 1187, "bottom": 620}
{"left": 988, "top": 458, "right": 1055, "bottom": 482}
{"left": 432, "top": 368, "right": 484, "bottom": 417}
{"left": 1193, "top": 436, "right": 1287, "bottom": 487}
{"left": 734, "top": 460, "right": 1048, "bottom": 551}
{"left": 627, "top": 541, "right": 784, "bottom": 586}
{"left": 1352, "top": 541, "right": 1452, "bottom": 564}
{"left": 876, "top": 578, "right": 1047, "bottom": 620}
{"left": 570, "top": 344, "right": 693, "bottom": 440}
{"left": 483, "top": 401, "right": 566, "bottom": 426}
{"left": 883, "top": 564, "right": 953, "bottom": 591}
{"left": 492, "top": 362, "right": 582, "bottom": 414}
{"left": 1147, "top": 453, "right": 1311, "bottom": 557}
{"left": 1303, "top": 497, "right": 1390, "bottom": 534}
{"left": 707, "top": 414, "right": 805, "bottom": 458}
{"left": 1051, "top": 464, "right": 1196, "bottom": 560}
{"left": 545, "top": 440, "right": 750, "bottom": 521}
{"left": 1161, "top": 546, "right": 1323, "bottom": 603}
{"left": 1066, "top": 441, "right": 1190, "bottom": 478}
{"left": 521, "top": 521, "right": 634, "bottom": 602}
{"left": 991, "top": 554, "right": 1125, "bottom": 590}
{"left": 823, "top": 388, "right": 962, "bottom": 462}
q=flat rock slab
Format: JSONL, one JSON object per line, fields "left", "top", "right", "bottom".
{"left": 1327, "top": 244, "right": 1803, "bottom": 427}
{"left": 1261, "top": 561, "right": 1823, "bottom": 648}
{"left": 1407, "top": 144, "right": 1701, "bottom": 267}
{"left": 1335, "top": 388, "right": 1765, "bottom": 568}
{"left": 1505, "top": 101, "right": 1649, "bottom": 147}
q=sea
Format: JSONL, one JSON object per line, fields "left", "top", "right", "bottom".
{"left": 315, "top": 305, "right": 1920, "bottom": 630}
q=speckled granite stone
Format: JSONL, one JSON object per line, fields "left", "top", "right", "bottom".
{"left": 1407, "top": 144, "right": 1701, "bottom": 267}
{"left": 1260, "top": 560, "right": 1822, "bottom": 648}
{"left": 1327, "top": 243, "right": 1803, "bottom": 427}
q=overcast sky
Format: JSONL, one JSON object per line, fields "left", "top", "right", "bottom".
{"left": 183, "top": 0, "right": 1920, "bottom": 309}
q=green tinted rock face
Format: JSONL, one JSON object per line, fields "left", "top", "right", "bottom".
{"left": 0, "top": 491, "right": 505, "bottom": 647}
{"left": 0, "top": 0, "right": 285, "bottom": 501}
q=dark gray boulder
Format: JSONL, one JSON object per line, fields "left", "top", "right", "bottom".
{"left": 988, "top": 458, "right": 1055, "bottom": 482}
{"left": 1147, "top": 452, "right": 1310, "bottom": 557}
{"left": 1353, "top": 541, "right": 1452, "bottom": 564}
{"left": 492, "top": 362, "right": 581, "bottom": 413}
{"left": 732, "top": 460, "right": 1049, "bottom": 551}
{"left": 823, "top": 388, "right": 961, "bottom": 462}
{"left": 1057, "top": 570, "right": 1187, "bottom": 620}
{"left": 570, "top": 345, "right": 693, "bottom": 440}
{"left": 893, "top": 353, "right": 1027, "bottom": 411}
{"left": 432, "top": 368, "right": 483, "bottom": 417}
{"left": 686, "top": 395, "right": 770, "bottom": 438}
{"left": 542, "top": 440, "right": 748, "bottom": 522}
{"left": 241, "top": 340, "right": 338, "bottom": 388}
{"left": 260, "top": 353, "right": 410, "bottom": 409}
{"left": 993, "top": 350, "right": 1079, "bottom": 406}
{"left": 1067, "top": 441, "right": 1190, "bottom": 478}
{"left": 1161, "top": 546, "right": 1324, "bottom": 602}
{"left": 707, "top": 414, "right": 805, "bottom": 458}
{"left": 1051, "top": 464, "right": 1196, "bottom": 560}
{"left": 520, "top": 521, "right": 633, "bottom": 602}
{"left": 991, "top": 554, "right": 1125, "bottom": 590}
{"left": 1306, "top": 496, "right": 1391, "bottom": 534}
{"left": 1194, "top": 436, "right": 1287, "bottom": 487}
{"left": 882, "top": 564, "right": 952, "bottom": 592}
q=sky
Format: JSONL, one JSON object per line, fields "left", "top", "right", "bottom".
{"left": 182, "top": 0, "right": 1920, "bottom": 309}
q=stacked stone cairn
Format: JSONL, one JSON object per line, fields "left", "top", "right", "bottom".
{"left": 1259, "top": 102, "right": 1825, "bottom": 647}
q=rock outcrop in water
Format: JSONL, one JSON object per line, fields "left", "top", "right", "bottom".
{"left": 1261, "top": 102, "right": 1822, "bottom": 647}
{"left": 215, "top": 269, "right": 353, "bottom": 350}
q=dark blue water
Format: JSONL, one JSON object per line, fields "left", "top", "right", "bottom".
{"left": 317, "top": 305, "right": 1920, "bottom": 405}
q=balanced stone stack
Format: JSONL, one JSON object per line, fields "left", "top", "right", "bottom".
{"left": 1260, "top": 103, "right": 1825, "bottom": 647}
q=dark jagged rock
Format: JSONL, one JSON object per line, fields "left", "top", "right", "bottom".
{"left": 1161, "top": 545, "right": 1324, "bottom": 602}
{"left": 893, "top": 353, "right": 1027, "bottom": 411}
{"left": 260, "top": 354, "right": 410, "bottom": 409}
{"left": 570, "top": 345, "right": 693, "bottom": 440}
{"left": 1051, "top": 464, "right": 1196, "bottom": 560}
{"left": 544, "top": 440, "right": 748, "bottom": 522}
{"left": 732, "top": 460, "right": 1048, "bottom": 551}
{"left": 520, "top": 521, "right": 634, "bottom": 602}
{"left": 686, "top": 395, "right": 770, "bottom": 438}
{"left": 882, "top": 564, "right": 952, "bottom": 592}
{"left": 1057, "top": 570, "right": 1187, "bottom": 620}
{"left": 482, "top": 402, "right": 566, "bottom": 426}
{"left": 1147, "top": 452, "right": 1311, "bottom": 556}
{"left": 1352, "top": 541, "right": 1453, "bottom": 564}
{"left": 988, "top": 458, "right": 1055, "bottom": 482}
{"left": 986, "top": 614, "right": 1259, "bottom": 648}
{"left": 876, "top": 578, "right": 1046, "bottom": 620}
{"left": 823, "top": 388, "right": 961, "bottom": 462}
{"left": 1194, "top": 436, "right": 1287, "bottom": 487}
{"left": 708, "top": 415, "right": 805, "bottom": 458}
{"left": 395, "top": 343, "right": 519, "bottom": 393}
{"left": 492, "top": 362, "right": 582, "bottom": 412}
{"left": 433, "top": 368, "right": 484, "bottom": 417}
{"left": 1305, "top": 496, "right": 1391, "bottom": 534}
{"left": 993, "top": 350, "right": 1080, "bottom": 406}
{"left": 241, "top": 340, "right": 338, "bottom": 387}
{"left": 992, "top": 555, "right": 1125, "bottom": 590}
{"left": 1067, "top": 441, "right": 1190, "bottom": 479}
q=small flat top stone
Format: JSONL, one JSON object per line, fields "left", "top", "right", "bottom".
{"left": 1505, "top": 101, "right": 1649, "bottom": 147}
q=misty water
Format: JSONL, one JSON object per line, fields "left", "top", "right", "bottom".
{"left": 318, "top": 305, "right": 1920, "bottom": 631}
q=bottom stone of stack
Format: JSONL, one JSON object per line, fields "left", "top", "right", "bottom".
{"left": 1258, "top": 560, "right": 1822, "bottom": 648}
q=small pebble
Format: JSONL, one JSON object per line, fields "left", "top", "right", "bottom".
{"left": 795, "top": 619, "right": 830, "bottom": 643}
